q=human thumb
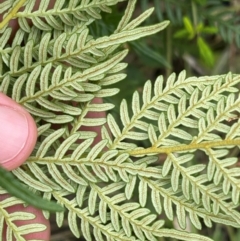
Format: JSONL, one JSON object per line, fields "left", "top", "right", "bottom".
{"left": 0, "top": 93, "right": 37, "bottom": 170}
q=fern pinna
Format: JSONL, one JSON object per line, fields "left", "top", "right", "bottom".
{"left": 1, "top": 0, "right": 240, "bottom": 241}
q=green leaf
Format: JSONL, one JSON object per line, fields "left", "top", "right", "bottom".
{"left": 174, "top": 29, "right": 190, "bottom": 39}
{"left": 183, "top": 16, "right": 195, "bottom": 39}
{"left": 197, "top": 36, "right": 215, "bottom": 66}
{"left": 200, "top": 26, "right": 218, "bottom": 34}
{"left": 0, "top": 166, "right": 64, "bottom": 212}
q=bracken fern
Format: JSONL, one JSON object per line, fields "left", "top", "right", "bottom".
{"left": 1, "top": 0, "right": 240, "bottom": 241}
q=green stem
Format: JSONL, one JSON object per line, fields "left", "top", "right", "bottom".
{"left": 191, "top": 1, "right": 198, "bottom": 30}
{"left": 226, "top": 226, "right": 236, "bottom": 241}
{"left": 128, "top": 139, "right": 240, "bottom": 156}
{"left": 166, "top": 25, "right": 172, "bottom": 77}
{"left": 0, "top": 0, "right": 27, "bottom": 30}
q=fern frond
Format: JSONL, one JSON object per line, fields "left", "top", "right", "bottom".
{"left": 111, "top": 71, "right": 240, "bottom": 229}
{"left": 146, "top": 176, "right": 240, "bottom": 229}
{"left": 141, "top": 0, "right": 186, "bottom": 24}
{"left": 0, "top": 191, "right": 47, "bottom": 240}
{"left": 205, "top": 5, "right": 240, "bottom": 48}
{"left": 205, "top": 148, "right": 240, "bottom": 204}
{"left": 0, "top": 0, "right": 15, "bottom": 15}
{"left": 116, "top": 0, "right": 137, "bottom": 32}
{"left": 52, "top": 190, "right": 141, "bottom": 241}
{"left": 108, "top": 71, "right": 216, "bottom": 149}
{"left": 26, "top": 132, "right": 160, "bottom": 188}
{"left": 1, "top": 17, "right": 169, "bottom": 124}
{"left": 2, "top": 0, "right": 240, "bottom": 240}
{"left": 8, "top": 50, "right": 126, "bottom": 123}
{"left": 16, "top": 0, "right": 123, "bottom": 32}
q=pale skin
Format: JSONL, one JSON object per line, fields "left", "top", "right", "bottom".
{"left": 0, "top": 1, "right": 105, "bottom": 240}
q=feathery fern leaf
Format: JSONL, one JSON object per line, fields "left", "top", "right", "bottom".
{"left": 120, "top": 72, "right": 240, "bottom": 229}
{"left": 1, "top": 1, "right": 240, "bottom": 241}
{"left": 0, "top": 190, "right": 47, "bottom": 240}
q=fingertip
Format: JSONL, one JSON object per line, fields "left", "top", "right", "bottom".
{"left": 0, "top": 93, "right": 37, "bottom": 170}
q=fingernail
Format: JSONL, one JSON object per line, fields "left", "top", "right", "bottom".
{"left": 0, "top": 105, "right": 29, "bottom": 167}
